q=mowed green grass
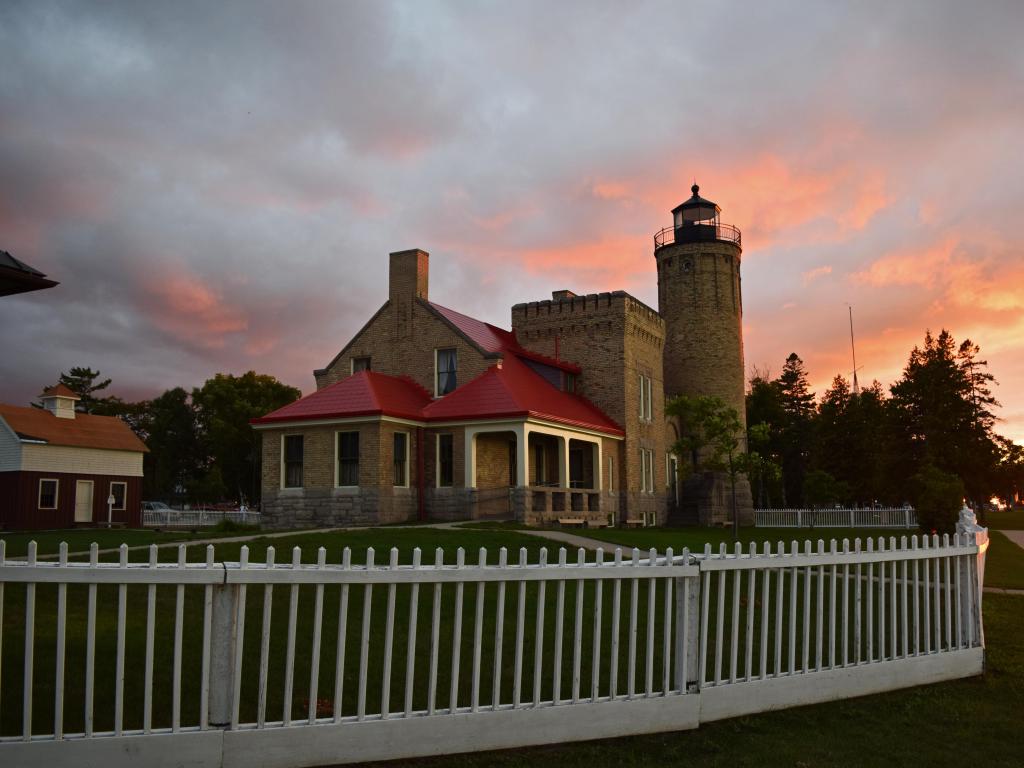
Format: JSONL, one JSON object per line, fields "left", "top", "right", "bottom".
{"left": 984, "top": 531, "right": 1024, "bottom": 590}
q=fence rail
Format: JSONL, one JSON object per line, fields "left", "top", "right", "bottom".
{"left": 0, "top": 522, "right": 988, "bottom": 768}
{"left": 755, "top": 507, "right": 917, "bottom": 529}
{"left": 142, "top": 509, "right": 261, "bottom": 528}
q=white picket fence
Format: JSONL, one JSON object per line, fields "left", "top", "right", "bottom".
{"left": 0, "top": 523, "right": 988, "bottom": 768}
{"left": 755, "top": 507, "right": 917, "bottom": 529}
{"left": 142, "top": 509, "right": 261, "bottom": 528}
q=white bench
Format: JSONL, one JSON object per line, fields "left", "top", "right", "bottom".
{"left": 558, "top": 517, "right": 586, "bottom": 528}
{"left": 624, "top": 517, "right": 646, "bottom": 528}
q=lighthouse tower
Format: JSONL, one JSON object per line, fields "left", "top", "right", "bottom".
{"left": 655, "top": 184, "right": 754, "bottom": 525}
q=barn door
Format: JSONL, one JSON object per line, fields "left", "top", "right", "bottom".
{"left": 75, "top": 480, "right": 94, "bottom": 522}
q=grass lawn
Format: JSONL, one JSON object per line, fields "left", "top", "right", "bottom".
{"left": 985, "top": 531, "right": 1024, "bottom": 590}
{"left": 983, "top": 506, "right": 1024, "bottom": 530}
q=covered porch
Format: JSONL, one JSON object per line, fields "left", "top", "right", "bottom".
{"left": 464, "top": 420, "right": 613, "bottom": 524}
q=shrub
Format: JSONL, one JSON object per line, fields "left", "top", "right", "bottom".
{"left": 909, "top": 464, "right": 964, "bottom": 534}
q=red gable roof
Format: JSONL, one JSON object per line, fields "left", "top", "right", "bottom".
{"left": 426, "top": 300, "right": 581, "bottom": 374}
{"left": 423, "top": 355, "right": 622, "bottom": 435}
{"left": 40, "top": 384, "right": 80, "bottom": 399}
{"left": 252, "top": 371, "right": 432, "bottom": 425}
{"left": 253, "top": 360, "right": 621, "bottom": 435}
{"left": 0, "top": 404, "right": 147, "bottom": 453}
{"left": 426, "top": 301, "right": 518, "bottom": 355}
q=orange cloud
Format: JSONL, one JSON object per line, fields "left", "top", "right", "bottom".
{"left": 802, "top": 265, "right": 832, "bottom": 284}
{"left": 142, "top": 271, "right": 249, "bottom": 349}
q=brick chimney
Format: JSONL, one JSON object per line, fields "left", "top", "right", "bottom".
{"left": 552, "top": 289, "right": 577, "bottom": 301}
{"left": 389, "top": 249, "right": 429, "bottom": 304}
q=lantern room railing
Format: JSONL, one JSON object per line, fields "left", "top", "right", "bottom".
{"left": 654, "top": 222, "right": 742, "bottom": 249}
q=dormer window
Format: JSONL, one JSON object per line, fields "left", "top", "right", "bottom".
{"left": 436, "top": 348, "right": 457, "bottom": 396}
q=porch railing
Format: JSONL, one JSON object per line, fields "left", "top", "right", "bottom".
{"left": 755, "top": 507, "right": 917, "bottom": 529}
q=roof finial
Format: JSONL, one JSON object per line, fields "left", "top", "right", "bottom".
{"left": 691, "top": 181, "right": 700, "bottom": 196}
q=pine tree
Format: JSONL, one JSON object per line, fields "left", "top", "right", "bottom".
{"left": 776, "top": 353, "right": 815, "bottom": 507}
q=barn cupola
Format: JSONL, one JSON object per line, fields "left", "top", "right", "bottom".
{"left": 39, "top": 384, "right": 80, "bottom": 419}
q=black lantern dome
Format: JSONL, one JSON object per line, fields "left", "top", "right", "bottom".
{"left": 654, "top": 183, "right": 741, "bottom": 249}
{"left": 672, "top": 184, "right": 720, "bottom": 228}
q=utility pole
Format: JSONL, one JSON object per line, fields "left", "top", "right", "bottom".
{"left": 848, "top": 305, "right": 862, "bottom": 396}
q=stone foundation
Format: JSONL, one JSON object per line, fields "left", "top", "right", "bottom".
{"left": 674, "top": 472, "right": 754, "bottom": 527}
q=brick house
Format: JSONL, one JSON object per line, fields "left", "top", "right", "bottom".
{"left": 256, "top": 187, "right": 753, "bottom": 528}
{"left": 0, "top": 386, "right": 148, "bottom": 529}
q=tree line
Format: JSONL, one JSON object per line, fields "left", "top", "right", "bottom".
{"left": 40, "top": 367, "right": 300, "bottom": 505}
{"left": 669, "top": 329, "right": 1023, "bottom": 531}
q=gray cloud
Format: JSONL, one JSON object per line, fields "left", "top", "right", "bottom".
{"left": 1, "top": 0, "right": 1023, "bottom": 441}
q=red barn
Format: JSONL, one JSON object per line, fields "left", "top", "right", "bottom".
{"left": 0, "top": 386, "right": 147, "bottom": 530}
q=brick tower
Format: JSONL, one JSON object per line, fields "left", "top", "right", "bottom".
{"left": 655, "top": 184, "right": 754, "bottom": 526}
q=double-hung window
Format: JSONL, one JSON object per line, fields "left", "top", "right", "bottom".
{"left": 640, "top": 449, "right": 655, "bottom": 493}
{"left": 110, "top": 481, "right": 127, "bottom": 511}
{"left": 393, "top": 432, "right": 409, "bottom": 487}
{"left": 38, "top": 479, "right": 58, "bottom": 509}
{"left": 436, "top": 348, "right": 457, "bottom": 395}
{"left": 638, "top": 374, "right": 653, "bottom": 422}
{"left": 438, "top": 434, "right": 454, "bottom": 487}
{"left": 338, "top": 431, "right": 360, "bottom": 486}
{"left": 284, "top": 435, "right": 304, "bottom": 488}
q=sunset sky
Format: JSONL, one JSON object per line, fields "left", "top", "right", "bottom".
{"left": 2, "top": 1, "right": 1022, "bottom": 444}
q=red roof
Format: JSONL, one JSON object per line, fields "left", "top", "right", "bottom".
{"left": 255, "top": 360, "right": 621, "bottom": 436}
{"left": 252, "top": 371, "right": 432, "bottom": 424}
{"left": 423, "top": 355, "right": 622, "bottom": 435}
{"left": 0, "top": 404, "right": 148, "bottom": 453}
{"left": 426, "top": 301, "right": 518, "bottom": 355}
{"left": 426, "top": 300, "right": 581, "bottom": 374}
{"left": 40, "top": 384, "right": 80, "bottom": 399}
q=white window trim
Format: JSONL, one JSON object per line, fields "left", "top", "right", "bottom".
{"left": 281, "top": 433, "right": 304, "bottom": 490}
{"left": 394, "top": 431, "right": 410, "bottom": 488}
{"left": 639, "top": 374, "right": 645, "bottom": 420}
{"left": 350, "top": 357, "right": 371, "bottom": 374}
{"left": 38, "top": 478, "right": 59, "bottom": 510}
{"left": 109, "top": 481, "right": 127, "bottom": 511}
{"left": 646, "top": 376, "right": 653, "bottom": 421}
{"left": 434, "top": 347, "right": 457, "bottom": 397}
{"left": 607, "top": 456, "right": 614, "bottom": 492}
{"left": 335, "top": 430, "right": 360, "bottom": 488}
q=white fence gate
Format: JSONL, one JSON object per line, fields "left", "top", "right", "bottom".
{"left": 755, "top": 507, "right": 917, "bottom": 529}
{"left": 0, "top": 521, "right": 988, "bottom": 768}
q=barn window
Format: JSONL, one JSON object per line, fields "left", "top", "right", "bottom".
{"left": 110, "top": 481, "right": 126, "bottom": 511}
{"left": 38, "top": 479, "right": 58, "bottom": 510}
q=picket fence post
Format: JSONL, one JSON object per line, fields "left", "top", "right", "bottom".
{"left": 672, "top": 548, "right": 699, "bottom": 692}
{"left": 208, "top": 559, "right": 237, "bottom": 727}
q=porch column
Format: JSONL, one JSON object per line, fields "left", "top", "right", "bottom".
{"left": 515, "top": 424, "right": 529, "bottom": 488}
{"left": 557, "top": 435, "right": 569, "bottom": 488}
{"left": 464, "top": 428, "right": 477, "bottom": 488}
{"left": 592, "top": 440, "right": 603, "bottom": 491}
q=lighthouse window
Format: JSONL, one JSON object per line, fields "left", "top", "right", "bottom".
{"left": 682, "top": 260, "right": 692, "bottom": 272}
